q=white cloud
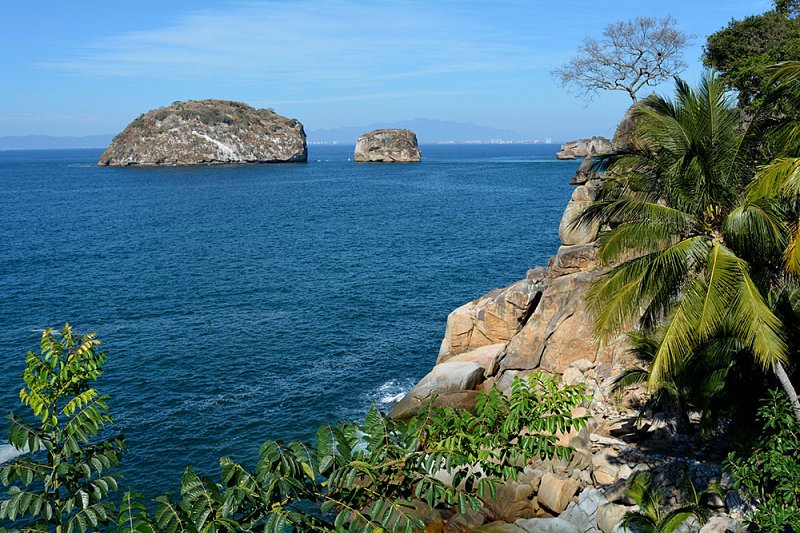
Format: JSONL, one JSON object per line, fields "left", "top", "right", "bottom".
{"left": 41, "top": 0, "right": 547, "bottom": 89}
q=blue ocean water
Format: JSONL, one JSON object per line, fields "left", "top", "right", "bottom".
{"left": 0, "top": 144, "right": 578, "bottom": 497}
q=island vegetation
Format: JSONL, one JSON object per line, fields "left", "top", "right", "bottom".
{"left": 3, "top": 2, "right": 800, "bottom": 532}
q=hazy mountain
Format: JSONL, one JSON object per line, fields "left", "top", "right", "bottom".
{"left": 1, "top": 119, "right": 532, "bottom": 150}
{"left": 308, "top": 119, "right": 529, "bottom": 144}
{"left": 0, "top": 134, "right": 114, "bottom": 150}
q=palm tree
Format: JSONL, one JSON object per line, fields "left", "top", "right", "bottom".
{"left": 612, "top": 330, "right": 750, "bottom": 435}
{"left": 621, "top": 473, "right": 708, "bottom": 533}
{"left": 575, "top": 72, "right": 800, "bottom": 421}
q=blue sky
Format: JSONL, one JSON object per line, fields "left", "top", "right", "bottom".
{"left": 1, "top": 0, "right": 771, "bottom": 141}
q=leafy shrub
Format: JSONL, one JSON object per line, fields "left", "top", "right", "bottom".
{"left": 0, "top": 325, "right": 125, "bottom": 533}
{"left": 424, "top": 372, "right": 590, "bottom": 480}
{"left": 121, "top": 372, "right": 589, "bottom": 532}
{"left": 725, "top": 389, "right": 800, "bottom": 532}
{"left": 0, "top": 326, "right": 590, "bottom": 533}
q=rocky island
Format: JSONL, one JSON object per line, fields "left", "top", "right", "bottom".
{"left": 354, "top": 128, "right": 421, "bottom": 162}
{"left": 97, "top": 100, "right": 307, "bottom": 166}
{"left": 556, "top": 136, "right": 612, "bottom": 160}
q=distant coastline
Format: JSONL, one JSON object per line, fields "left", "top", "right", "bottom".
{"left": 1, "top": 118, "right": 559, "bottom": 151}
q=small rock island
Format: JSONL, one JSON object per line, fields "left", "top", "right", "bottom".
{"left": 354, "top": 129, "right": 421, "bottom": 162}
{"left": 555, "top": 136, "right": 612, "bottom": 160}
{"left": 98, "top": 100, "right": 307, "bottom": 166}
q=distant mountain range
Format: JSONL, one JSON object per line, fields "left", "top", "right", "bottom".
{"left": 307, "top": 119, "right": 531, "bottom": 144}
{"left": 0, "top": 134, "right": 114, "bottom": 150}
{"left": 0, "top": 119, "right": 536, "bottom": 150}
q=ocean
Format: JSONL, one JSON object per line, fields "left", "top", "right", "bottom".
{"left": 0, "top": 144, "right": 578, "bottom": 497}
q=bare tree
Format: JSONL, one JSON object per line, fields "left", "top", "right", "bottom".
{"left": 554, "top": 16, "right": 690, "bottom": 102}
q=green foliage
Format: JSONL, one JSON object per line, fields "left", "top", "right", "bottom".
{"left": 424, "top": 372, "right": 590, "bottom": 480}
{"left": 0, "top": 325, "right": 125, "bottom": 533}
{"left": 613, "top": 330, "right": 767, "bottom": 436}
{"left": 578, "top": 74, "right": 788, "bottom": 392}
{"left": 621, "top": 473, "right": 708, "bottom": 533}
{"left": 725, "top": 390, "right": 800, "bottom": 532}
{"left": 121, "top": 373, "right": 587, "bottom": 532}
{"left": 703, "top": 7, "right": 800, "bottom": 109}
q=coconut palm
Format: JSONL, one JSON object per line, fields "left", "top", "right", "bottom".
{"left": 620, "top": 473, "right": 708, "bottom": 533}
{"left": 575, "top": 72, "right": 800, "bottom": 421}
{"left": 612, "top": 330, "right": 751, "bottom": 435}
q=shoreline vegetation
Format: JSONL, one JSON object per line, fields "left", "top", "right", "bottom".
{"left": 3, "top": 2, "right": 800, "bottom": 532}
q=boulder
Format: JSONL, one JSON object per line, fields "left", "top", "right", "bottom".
{"left": 445, "top": 510, "right": 486, "bottom": 531}
{"left": 698, "top": 516, "right": 746, "bottom": 533}
{"left": 445, "top": 344, "right": 505, "bottom": 376}
{"left": 591, "top": 450, "right": 621, "bottom": 486}
{"left": 549, "top": 245, "right": 600, "bottom": 277}
{"left": 472, "top": 522, "right": 526, "bottom": 532}
{"left": 515, "top": 517, "right": 581, "bottom": 533}
{"left": 390, "top": 362, "right": 484, "bottom": 419}
{"left": 602, "top": 480, "right": 634, "bottom": 506}
{"left": 559, "top": 488, "right": 607, "bottom": 532}
{"left": 484, "top": 480, "right": 535, "bottom": 521}
{"left": 596, "top": 503, "right": 628, "bottom": 533}
{"left": 439, "top": 270, "right": 546, "bottom": 360}
{"left": 558, "top": 185, "right": 600, "bottom": 246}
{"left": 502, "top": 272, "right": 604, "bottom": 373}
{"left": 98, "top": 100, "right": 307, "bottom": 166}
{"left": 354, "top": 129, "right": 421, "bottom": 162}
{"left": 570, "top": 156, "right": 597, "bottom": 185}
{"left": 537, "top": 473, "right": 580, "bottom": 514}
{"left": 612, "top": 102, "right": 644, "bottom": 152}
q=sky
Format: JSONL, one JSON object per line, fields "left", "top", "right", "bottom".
{"left": 0, "top": 0, "right": 772, "bottom": 141}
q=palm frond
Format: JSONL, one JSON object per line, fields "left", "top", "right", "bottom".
{"left": 784, "top": 219, "right": 800, "bottom": 275}
{"left": 730, "top": 263, "right": 788, "bottom": 370}
{"left": 749, "top": 157, "right": 800, "bottom": 200}
{"left": 692, "top": 243, "right": 742, "bottom": 341}
{"left": 611, "top": 368, "right": 650, "bottom": 392}
{"left": 648, "top": 281, "right": 698, "bottom": 389}
{"left": 724, "top": 197, "right": 787, "bottom": 258}
{"left": 767, "top": 61, "right": 800, "bottom": 89}
{"left": 595, "top": 220, "right": 682, "bottom": 265}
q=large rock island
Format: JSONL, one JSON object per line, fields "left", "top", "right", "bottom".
{"left": 98, "top": 100, "right": 307, "bottom": 166}
{"left": 354, "top": 129, "right": 421, "bottom": 162}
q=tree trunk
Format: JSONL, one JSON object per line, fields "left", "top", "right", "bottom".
{"left": 774, "top": 361, "right": 800, "bottom": 423}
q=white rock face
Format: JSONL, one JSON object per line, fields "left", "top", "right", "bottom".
{"left": 354, "top": 129, "right": 421, "bottom": 162}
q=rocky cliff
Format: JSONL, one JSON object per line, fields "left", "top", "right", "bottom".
{"left": 391, "top": 143, "right": 630, "bottom": 420}
{"left": 98, "top": 100, "right": 307, "bottom": 166}
{"left": 556, "top": 137, "right": 612, "bottom": 160}
{"left": 389, "top": 110, "right": 747, "bottom": 533}
{"left": 354, "top": 129, "right": 421, "bottom": 162}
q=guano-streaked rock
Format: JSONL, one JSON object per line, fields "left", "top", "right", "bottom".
{"left": 98, "top": 100, "right": 307, "bottom": 166}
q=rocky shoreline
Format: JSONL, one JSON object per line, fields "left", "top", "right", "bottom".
{"left": 389, "top": 120, "right": 749, "bottom": 532}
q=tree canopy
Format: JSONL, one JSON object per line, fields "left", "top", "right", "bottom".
{"left": 704, "top": 5, "right": 800, "bottom": 109}
{"left": 554, "top": 16, "right": 689, "bottom": 102}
